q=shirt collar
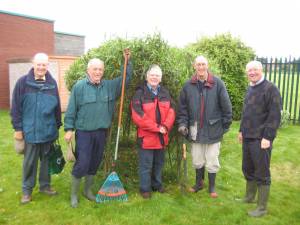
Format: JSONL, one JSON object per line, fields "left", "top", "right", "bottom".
{"left": 250, "top": 75, "right": 265, "bottom": 86}
{"left": 87, "top": 74, "right": 101, "bottom": 86}
{"left": 34, "top": 76, "right": 46, "bottom": 81}
{"left": 147, "top": 83, "right": 160, "bottom": 96}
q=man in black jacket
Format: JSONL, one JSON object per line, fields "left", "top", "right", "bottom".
{"left": 238, "top": 60, "right": 281, "bottom": 217}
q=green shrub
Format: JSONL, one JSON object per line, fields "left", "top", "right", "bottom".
{"left": 187, "top": 33, "right": 255, "bottom": 120}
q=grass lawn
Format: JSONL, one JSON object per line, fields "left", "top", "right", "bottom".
{"left": 0, "top": 110, "right": 299, "bottom": 225}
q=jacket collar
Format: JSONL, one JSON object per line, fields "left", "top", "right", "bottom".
{"left": 190, "top": 72, "right": 215, "bottom": 88}
{"left": 25, "top": 68, "right": 55, "bottom": 89}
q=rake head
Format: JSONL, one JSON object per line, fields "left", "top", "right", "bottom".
{"left": 96, "top": 171, "right": 128, "bottom": 203}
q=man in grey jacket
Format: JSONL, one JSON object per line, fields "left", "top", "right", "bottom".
{"left": 177, "top": 56, "right": 232, "bottom": 198}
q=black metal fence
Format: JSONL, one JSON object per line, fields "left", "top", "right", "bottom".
{"left": 257, "top": 57, "right": 300, "bottom": 124}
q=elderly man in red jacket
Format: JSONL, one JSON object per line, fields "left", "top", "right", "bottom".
{"left": 131, "top": 65, "right": 175, "bottom": 199}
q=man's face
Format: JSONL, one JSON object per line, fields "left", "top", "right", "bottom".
{"left": 147, "top": 73, "right": 161, "bottom": 89}
{"left": 194, "top": 59, "right": 208, "bottom": 80}
{"left": 87, "top": 63, "right": 104, "bottom": 84}
{"left": 247, "top": 67, "right": 263, "bottom": 84}
{"left": 33, "top": 59, "right": 49, "bottom": 78}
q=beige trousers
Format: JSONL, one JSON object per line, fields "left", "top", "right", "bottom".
{"left": 191, "top": 142, "right": 221, "bottom": 173}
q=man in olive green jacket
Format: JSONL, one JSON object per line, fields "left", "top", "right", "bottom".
{"left": 64, "top": 49, "right": 132, "bottom": 207}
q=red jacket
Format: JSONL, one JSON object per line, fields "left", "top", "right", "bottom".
{"left": 131, "top": 82, "right": 175, "bottom": 149}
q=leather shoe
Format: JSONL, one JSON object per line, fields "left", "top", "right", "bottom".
{"left": 21, "top": 195, "right": 32, "bottom": 204}
{"left": 140, "top": 192, "right": 151, "bottom": 199}
{"left": 39, "top": 188, "right": 58, "bottom": 196}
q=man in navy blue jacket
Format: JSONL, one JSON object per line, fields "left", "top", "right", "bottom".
{"left": 11, "top": 53, "right": 62, "bottom": 204}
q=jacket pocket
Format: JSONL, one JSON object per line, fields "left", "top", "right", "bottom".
{"left": 81, "top": 94, "right": 96, "bottom": 105}
{"left": 208, "top": 118, "right": 223, "bottom": 139}
{"left": 99, "top": 94, "right": 114, "bottom": 102}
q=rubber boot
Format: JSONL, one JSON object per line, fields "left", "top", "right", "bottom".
{"left": 243, "top": 180, "right": 257, "bottom": 203}
{"left": 208, "top": 173, "right": 218, "bottom": 198}
{"left": 83, "top": 175, "right": 96, "bottom": 201}
{"left": 71, "top": 176, "right": 81, "bottom": 208}
{"left": 201, "top": 167, "right": 205, "bottom": 186}
{"left": 248, "top": 185, "right": 270, "bottom": 217}
{"left": 188, "top": 167, "right": 204, "bottom": 193}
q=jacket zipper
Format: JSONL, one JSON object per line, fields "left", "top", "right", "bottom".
{"left": 200, "top": 93, "right": 204, "bottom": 128}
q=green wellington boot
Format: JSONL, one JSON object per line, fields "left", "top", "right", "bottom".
{"left": 83, "top": 175, "right": 96, "bottom": 201}
{"left": 243, "top": 180, "right": 257, "bottom": 203}
{"left": 71, "top": 176, "right": 81, "bottom": 208}
{"left": 248, "top": 185, "right": 270, "bottom": 217}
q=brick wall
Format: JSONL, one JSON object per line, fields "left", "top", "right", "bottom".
{"left": 0, "top": 11, "right": 54, "bottom": 108}
{"left": 55, "top": 32, "right": 85, "bottom": 56}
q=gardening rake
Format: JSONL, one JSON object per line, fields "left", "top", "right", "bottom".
{"left": 96, "top": 50, "right": 129, "bottom": 203}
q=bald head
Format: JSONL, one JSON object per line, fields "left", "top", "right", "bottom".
{"left": 33, "top": 53, "right": 49, "bottom": 63}
{"left": 87, "top": 58, "right": 104, "bottom": 69}
{"left": 246, "top": 60, "right": 264, "bottom": 85}
{"left": 193, "top": 55, "right": 209, "bottom": 80}
{"left": 87, "top": 58, "right": 105, "bottom": 84}
{"left": 246, "top": 60, "right": 263, "bottom": 72}
{"left": 32, "top": 53, "right": 49, "bottom": 79}
{"left": 194, "top": 55, "right": 208, "bottom": 66}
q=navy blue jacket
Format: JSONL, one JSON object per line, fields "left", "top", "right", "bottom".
{"left": 11, "top": 68, "right": 62, "bottom": 143}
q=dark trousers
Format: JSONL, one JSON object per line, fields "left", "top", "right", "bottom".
{"left": 22, "top": 142, "right": 51, "bottom": 195}
{"left": 72, "top": 129, "right": 106, "bottom": 178}
{"left": 138, "top": 148, "right": 165, "bottom": 193}
{"left": 242, "top": 138, "right": 272, "bottom": 185}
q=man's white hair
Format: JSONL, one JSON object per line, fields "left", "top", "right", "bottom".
{"left": 33, "top": 53, "right": 49, "bottom": 63}
{"left": 146, "top": 64, "right": 162, "bottom": 78}
{"left": 87, "top": 58, "right": 104, "bottom": 69}
{"left": 246, "top": 60, "right": 263, "bottom": 71}
{"left": 194, "top": 55, "right": 208, "bottom": 65}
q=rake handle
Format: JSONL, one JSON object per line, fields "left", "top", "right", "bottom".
{"left": 114, "top": 53, "right": 129, "bottom": 162}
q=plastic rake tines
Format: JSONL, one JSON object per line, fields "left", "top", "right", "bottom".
{"left": 96, "top": 171, "right": 128, "bottom": 203}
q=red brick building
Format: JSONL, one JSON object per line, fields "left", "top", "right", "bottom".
{"left": 0, "top": 10, "right": 84, "bottom": 109}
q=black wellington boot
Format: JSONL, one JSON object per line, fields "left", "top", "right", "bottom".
{"left": 188, "top": 167, "right": 204, "bottom": 193}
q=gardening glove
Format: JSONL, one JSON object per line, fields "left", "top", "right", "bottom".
{"left": 14, "top": 131, "right": 23, "bottom": 140}
{"left": 64, "top": 130, "right": 73, "bottom": 143}
{"left": 178, "top": 126, "right": 188, "bottom": 137}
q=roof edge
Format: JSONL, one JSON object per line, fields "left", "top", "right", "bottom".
{"left": 0, "top": 10, "right": 54, "bottom": 23}
{"left": 55, "top": 31, "right": 85, "bottom": 37}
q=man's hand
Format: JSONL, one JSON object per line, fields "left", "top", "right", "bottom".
{"left": 178, "top": 126, "right": 188, "bottom": 136}
{"left": 238, "top": 132, "right": 243, "bottom": 144}
{"left": 64, "top": 131, "right": 73, "bottom": 143}
{"left": 123, "top": 48, "right": 131, "bottom": 60}
{"left": 14, "top": 131, "right": 23, "bottom": 140}
{"left": 159, "top": 125, "right": 167, "bottom": 134}
{"left": 261, "top": 138, "right": 271, "bottom": 149}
